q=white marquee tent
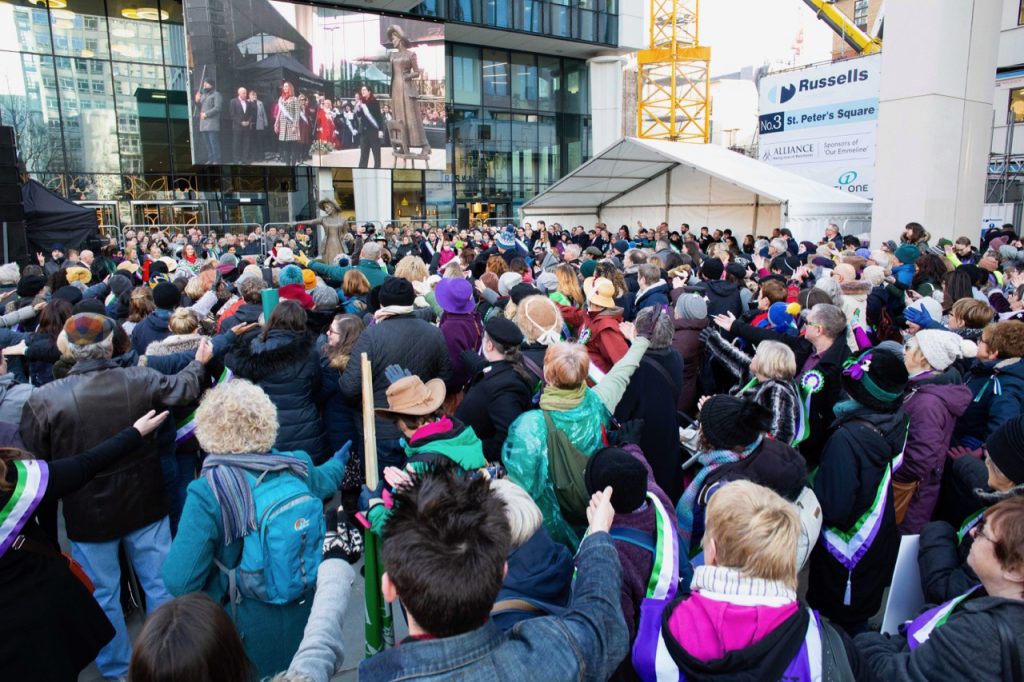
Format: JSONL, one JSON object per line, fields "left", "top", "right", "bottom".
{"left": 520, "top": 138, "right": 872, "bottom": 241}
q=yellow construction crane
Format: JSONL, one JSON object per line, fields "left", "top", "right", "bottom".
{"left": 802, "top": 0, "right": 883, "bottom": 54}
{"left": 637, "top": 0, "right": 711, "bottom": 143}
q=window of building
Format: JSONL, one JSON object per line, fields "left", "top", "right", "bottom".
{"left": 854, "top": 0, "right": 869, "bottom": 31}
{"left": 511, "top": 53, "right": 537, "bottom": 109}
{"left": 482, "top": 49, "right": 510, "bottom": 107}
{"left": 84, "top": 17, "right": 99, "bottom": 30}
{"left": 1020, "top": 0, "right": 1024, "bottom": 25}
{"left": 77, "top": 79, "right": 90, "bottom": 93}
{"left": 451, "top": 45, "right": 481, "bottom": 105}
{"left": 91, "top": 80, "right": 105, "bottom": 94}
{"left": 1011, "top": 88, "right": 1024, "bottom": 123}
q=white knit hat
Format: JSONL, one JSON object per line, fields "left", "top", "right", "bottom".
{"left": 498, "top": 272, "right": 523, "bottom": 297}
{"left": 905, "top": 296, "right": 943, "bottom": 325}
{"left": 914, "top": 329, "right": 976, "bottom": 371}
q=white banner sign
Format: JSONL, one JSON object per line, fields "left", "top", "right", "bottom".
{"left": 758, "top": 54, "right": 880, "bottom": 199}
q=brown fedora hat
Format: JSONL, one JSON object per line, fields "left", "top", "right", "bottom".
{"left": 375, "top": 375, "right": 446, "bottom": 419}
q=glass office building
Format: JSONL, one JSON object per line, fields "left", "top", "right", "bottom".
{"left": 0, "top": 0, "right": 632, "bottom": 229}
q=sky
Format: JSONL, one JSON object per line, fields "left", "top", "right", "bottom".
{"left": 699, "top": 0, "right": 835, "bottom": 76}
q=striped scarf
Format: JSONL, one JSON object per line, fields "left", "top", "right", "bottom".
{"left": 676, "top": 436, "right": 763, "bottom": 555}
{"left": 200, "top": 454, "right": 310, "bottom": 543}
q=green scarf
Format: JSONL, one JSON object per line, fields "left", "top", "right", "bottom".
{"left": 539, "top": 384, "right": 586, "bottom": 411}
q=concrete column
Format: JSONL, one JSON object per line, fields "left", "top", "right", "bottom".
{"left": 871, "top": 0, "right": 1001, "bottom": 246}
{"left": 353, "top": 169, "right": 392, "bottom": 227}
{"left": 588, "top": 55, "right": 625, "bottom": 155}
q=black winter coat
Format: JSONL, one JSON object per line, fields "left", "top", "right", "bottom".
{"left": 131, "top": 309, "right": 172, "bottom": 354}
{"left": 685, "top": 280, "right": 743, "bottom": 318}
{"left": 230, "top": 330, "right": 326, "bottom": 462}
{"left": 613, "top": 348, "right": 684, "bottom": 502}
{"left": 701, "top": 437, "right": 807, "bottom": 503}
{"left": 855, "top": 595, "right": 1024, "bottom": 681}
{"left": 456, "top": 359, "right": 533, "bottom": 462}
{"left": 339, "top": 314, "right": 451, "bottom": 440}
{"left": 219, "top": 302, "right": 262, "bottom": 333}
{"left": 808, "top": 406, "right": 908, "bottom": 628}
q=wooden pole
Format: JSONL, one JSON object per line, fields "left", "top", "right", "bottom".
{"left": 361, "top": 352, "right": 378, "bottom": 489}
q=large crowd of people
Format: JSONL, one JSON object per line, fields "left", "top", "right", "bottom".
{"left": 2, "top": 216, "right": 1024, "bottom": 681}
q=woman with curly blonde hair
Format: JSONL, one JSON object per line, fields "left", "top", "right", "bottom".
{"left": 162, "top": 379, "right": 348, "bottom": 678}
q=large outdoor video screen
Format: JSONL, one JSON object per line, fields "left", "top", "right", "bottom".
{"left": 183, "top": 0, "right": 445, "bottom": 170}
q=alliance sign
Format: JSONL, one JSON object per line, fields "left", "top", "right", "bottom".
{"left": 758, "top": 54, "right": 880, "bottom": 199}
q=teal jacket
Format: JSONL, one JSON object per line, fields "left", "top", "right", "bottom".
{"left": 502, "top": 338, "right": 649, "bottom": 549}
{"left": 309, "top": 259, "right": 389, "bottom": 288}
{"left": 161, "top": 450, "right": 345, "bottom": 678}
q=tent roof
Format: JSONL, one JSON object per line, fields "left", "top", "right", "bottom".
{"left": 21, "top": 179, "right": 98, "bottom": 251}
{"left": 521, "top": 137, "right": 871, "bottom": 214}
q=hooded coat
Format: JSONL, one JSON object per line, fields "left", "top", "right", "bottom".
{"left": 955, "top": 357, "right": 1024, "bottom": 446}
{"left": 686, "top": 280, "right": 743, "bottom": 318}
{"left": 0, "top": 372, "right": 32, "bottom": 425}
{"left": 456, "top": 359, "right": 532, "bottom": 462}
{"left": 131, "top": 308, "right": 172, "bottom": 354}
{"left": 492, "top": 527, "right": 574, "bottom": 631}
{"left": 808, "top": 405, "right": 908, "bottom": 628}
{"left": 898, "top": 370, "right": 973, "bottom": 534}
{"left": 229, "top": 330, "right": 325, "bottom": 461}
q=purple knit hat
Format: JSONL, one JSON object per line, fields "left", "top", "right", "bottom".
{"left": 435, "top": 277, "right": 474, "bottom": 314}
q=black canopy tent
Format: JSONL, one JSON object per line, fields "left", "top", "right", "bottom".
{"left": 21, "top": 180, "right": 98, "bottom": 253}
{"left": 239, "top": 53, "right": 331, "bottom": 99}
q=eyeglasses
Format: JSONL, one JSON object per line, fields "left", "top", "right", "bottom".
{"left": 327, "top": 327, "right": 341, "bottom": 337}
{"left": 971, "top": 515, "right": 1001, "bottom": 548}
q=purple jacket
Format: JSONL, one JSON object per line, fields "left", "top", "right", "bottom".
{"left": 439, "top": 311, "right": 482, "bottom": 393}
{"left": 898, "top": 371, "right": 973, "bottom": 534}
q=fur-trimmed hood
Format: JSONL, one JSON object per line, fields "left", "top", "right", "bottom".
{"left": 840, "top": 279, "right": 873, "bottom": 297}
{"left": 145, "top": 333, "right": 202, "bottom": 357}
{"left": 232, "top": 329, "right": 314, "bottom": 382}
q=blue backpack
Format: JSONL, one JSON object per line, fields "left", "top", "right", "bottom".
{"left": 218, "top": 470, "right": 325, "bottom": 611}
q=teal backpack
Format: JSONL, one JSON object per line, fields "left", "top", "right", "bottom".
{"left": 217, "top": 470, "right": 325, "bottom": 612}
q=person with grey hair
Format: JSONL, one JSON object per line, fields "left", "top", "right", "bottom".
{"left": 19, "top": 313, "right": 213, "bottom": 680}
{"left": 490, "top": 478, "right": 573, "bottom": 630}
{"left": 714, "top": 303, "right": 852, "bottom": 466}
{"left": 297, "top": 240, "right": 388, "bottom": 288}
{"left": 614, "top": 307, "right": 685, "bottom": 499}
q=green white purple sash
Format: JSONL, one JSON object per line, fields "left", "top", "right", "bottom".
{"left": 820, "top": 429, "right": 906, "bottom": 605}
{"left": 630, "top": 494, "right": 681, "bottom": 681}
{"left": 0, "top": 460, "right": 49, "bottom": 557}
{"left": 906, "top": 585, "right": 981, "bottom": 650}
{"left": 957, "top": 509, "right": 984, "bottom": 544}
{"left": 175, "top": 367, "right": 233, "bottom": 444}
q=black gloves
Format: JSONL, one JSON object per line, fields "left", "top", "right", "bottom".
{"left": 322, "top": 506, "right": 364, "bottom": 565}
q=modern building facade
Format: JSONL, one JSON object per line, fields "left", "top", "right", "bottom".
{"left": 0, "top": 0, "right": 640, "bottom": 232}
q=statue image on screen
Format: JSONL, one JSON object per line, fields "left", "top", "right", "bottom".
{"left": 386, "top": 24, "right": 430, "bottom": 161}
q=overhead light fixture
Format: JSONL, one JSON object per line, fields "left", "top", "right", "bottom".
{"left": 28, "top": 0, "right": 67, "bottom": 8}
{"left": 121, "top": 6, "right": 168, "bottom": 21}
{"left": 400, "top": 196, "right": 409, "bottom": 206}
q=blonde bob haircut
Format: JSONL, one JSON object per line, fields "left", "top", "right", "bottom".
{"left": 705, "top": 480, "right": 800, "bottom": 589}
{"left": 168, "top": 307, "right": 200, "bottom": 335}
{"left": 750, "top": 340, "right": 797, "bottom": 381}
{"left": 489, "top": 479, "right": 543, "bottom": 550}
{"left": 543, "top": 342, "right": 589, "bottom": 390}
{"left": 394, "top": 255, "right": 428, "bottom": 284}
{"left": 195, "top": 379, "right": 279, "bottom": 455}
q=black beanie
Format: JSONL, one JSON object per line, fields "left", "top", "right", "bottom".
{"left": 73, "top": 298, "right": 106, "bottom": 315}
{"left": 585, "top": 447, "right": 647, "bottom": 514}
{"left": 152, "top": 282, "right": 180, "bottom": 310}
{"left": 986, "top": 415, "right": 1024, "bottom": 484}
{"left": 17, "top": 275, "right": 46, "bottom": 298}
{"left": 378, "top": 277, "right": 415, "bottom": 308}
{"left": 700, "top": 258, "right": 724, "bottom": 281}
{"left": 699, "top": 395, "right": 771, "bottom": 450}
{"left": 841, "top": 348, "right": 908, "bottom": 412}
